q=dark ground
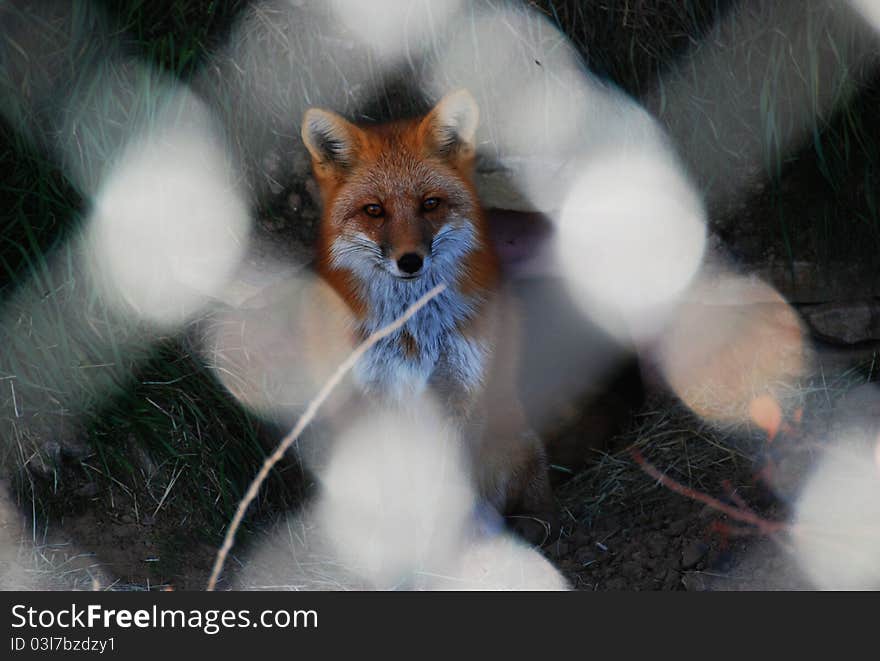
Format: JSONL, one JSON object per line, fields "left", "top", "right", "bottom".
{"left": 6, "top": 349, "right": 874, "bottom": 591}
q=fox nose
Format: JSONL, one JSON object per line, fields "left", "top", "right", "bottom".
{"left": 397, "top": 253, "right": 424, "bottom": 275}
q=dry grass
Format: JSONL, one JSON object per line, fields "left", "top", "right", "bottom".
{"left": 557, "top": 357, "right": 878, "bottom": 530}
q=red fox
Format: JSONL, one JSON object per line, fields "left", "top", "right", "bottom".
{"left": 300, "top": 90, "right": 558, "bottom": 542}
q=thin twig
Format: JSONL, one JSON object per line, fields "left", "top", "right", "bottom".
{"left": 629, "top": 447, "right": 787, "bottom": 535}
{"left": 206, "top": 283, "right": 447, "bottom": 591}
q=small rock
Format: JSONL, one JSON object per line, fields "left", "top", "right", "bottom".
{"left": 571, "top": 529, "right": 592, "bottom": 547}
{"left": 620, "top": 561, "right": 642, "bottom": 579}
{"left": 573, "top": 546, "right": 597, "bottom": 566}
{"left": 707, "top": 548, "right": 734, "bottom": 572}
{"left": 662, "top": 568, "right": 680, "bottom": 590}
{"left": 646, "top": 532, "right": 669, "bottom": 557}
{"left": 73, "top": 483, "right": 99, "bottom": 498}
{"left": 668, "top": 519, "right": 688, "bottom": 536}
{"left": 605, "top": 578, "right": 627, "bottom": 590}
{"left": 681, "top": 541, "right": 709, "bottom": 569}
{"left": 60, "top": 437, "right": 91, "bottom": 460}
{"left": 682, "top": 571, "right": 708, "bottom": 591}
{"left": 801, "top": 300, "right": 880, "bottom": 344}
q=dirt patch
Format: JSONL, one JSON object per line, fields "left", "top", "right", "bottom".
{"left": 548, "top": 477, "right": 806, "bottom": 591}
{"left": 47, "top": 509, "right": 217, "bottom": 590}
{"left": 9, "top": 425, "right": 797, "bottom": 591}
{"left": 545, "top": 355, "right": 879, "bottom": 591}
{"left": 4, "top": 348, "right": 876, "bottom": 591}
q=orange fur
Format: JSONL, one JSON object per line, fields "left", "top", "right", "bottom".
{"left": 307, "top": 115, "right": 498, "bottom": 315}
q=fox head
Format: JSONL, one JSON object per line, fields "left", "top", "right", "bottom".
{"left": 301, "top": 90, "right": 497, "bottom": 317}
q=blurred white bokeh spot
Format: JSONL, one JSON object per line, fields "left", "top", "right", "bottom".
{"left": 850, "top": 0, "right": 880, "bottom": 33}
{"left": 236, "top": 508, "right": 567, "bottom": 591}
{"left": 429, "top": 534, "right": 568, "bottom": 590}
{"left": 425, "top": 7, "right": 589, "bottom": 215}
{"left": 201, "top": 274, "right": 357, "bottom": 423}
{"left": 329, "top": 0, "right": 463, "bottom": 63}
{"left": 794, "top": 440, "right": 880, "bottom": 590}
{"left": 424, "top": 1, "right": 707, "bottom": 345}
{"left": 875, "top": 437, "right": 880, "bottom": 474}
{"left": 426, "top": 7, "right": 585, "bottom": 151}
{"left": 557, "top": 149, "right": 706, "bottom": 342}
{"left": 426, "top": 4, "right": 674, "bottom": 216}
{"left": 314, "top": 399, "right": 477, "bottom": 589}
{"left": 657, "top": 274, "right": 806, "bottom": 424}
{"left": 87, "top": 101, "right": 249, "bottom": 328}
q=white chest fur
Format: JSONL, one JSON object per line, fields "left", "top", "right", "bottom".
{"left": 354, "top": 273, "right": 489, "bottom": 401}
{"left": 330, "top": 224, "right": 490, "bottom": 401}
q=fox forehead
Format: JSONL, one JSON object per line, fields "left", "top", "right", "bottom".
{"left": 333, "top": 142, "right": 476, "bottom": 208}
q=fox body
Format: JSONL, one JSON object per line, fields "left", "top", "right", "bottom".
{"left": 301, "top": 91, "right": 556, "bottom": 540}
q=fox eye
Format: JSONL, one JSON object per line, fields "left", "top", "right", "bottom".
{"left": 363, "top": 203, "right": 384, "bottom": 218}
{"left": 421, "top": 197, "right": 441, "bottom": 211}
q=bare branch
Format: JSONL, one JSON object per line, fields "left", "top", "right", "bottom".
{"left": 206, "top": 283, "right": 447, "bottom": 591}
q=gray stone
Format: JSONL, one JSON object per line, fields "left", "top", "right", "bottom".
{"left": 73, "top": 483, "right": 99, "bottom": 498}
{"left": 800, "top": 300, "right": 880, "bottom": 344}
{"left": 751, "top": 260, "right": 880, "bottom": 304}
{"left": 604, "top": 577, "right": 627, "bottom": 590}
{"left": 573, "top": 546, "right": 597, "bottom": 566}
{"left": 681, "top": 571, "right": 709, "bottom": 591}
{"left": 681, "top": 541, "right": 708, "bottom": 569}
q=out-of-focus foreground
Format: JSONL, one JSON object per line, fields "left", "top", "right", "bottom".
{"left": 1, "top": 0, "right": 880, "bottom": 590}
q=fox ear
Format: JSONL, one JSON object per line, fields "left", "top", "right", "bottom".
{"left": 301, "top": 108, "right": 361, "bottom": 168}
{"left": 420, "top": 89, "right": 479, "bottom": 159}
